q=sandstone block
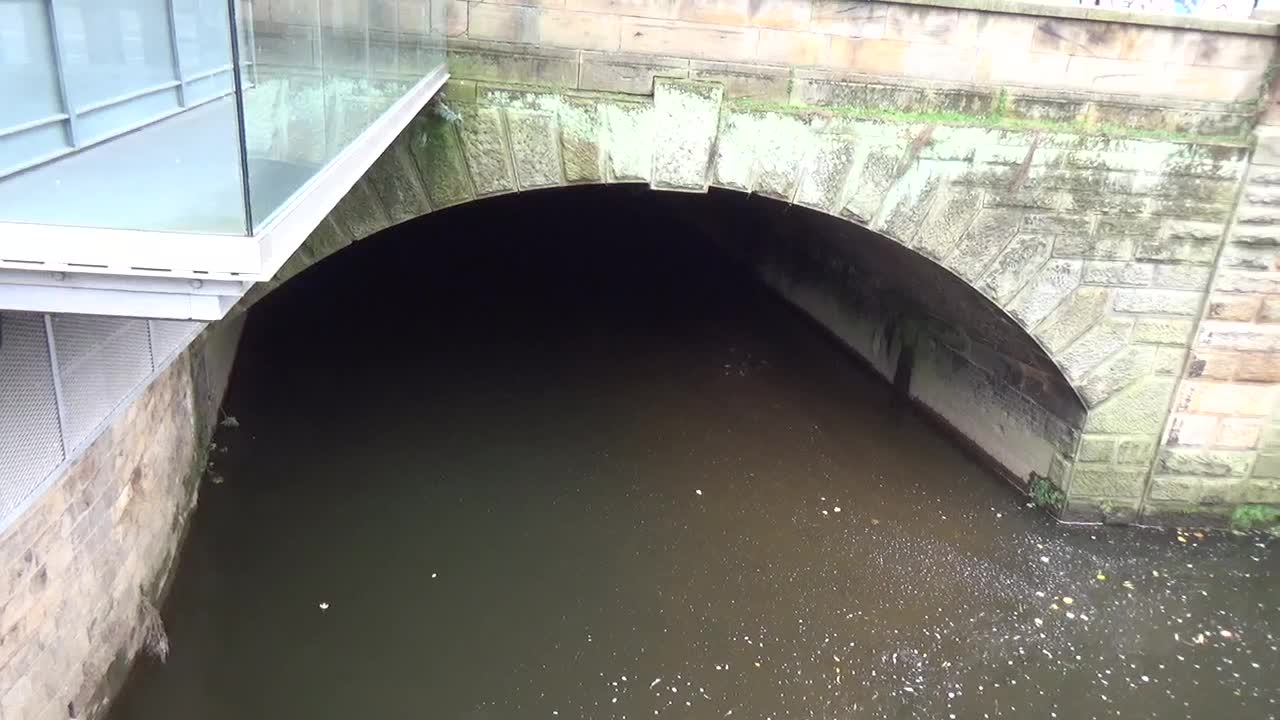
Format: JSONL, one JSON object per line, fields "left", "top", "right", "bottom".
{"left": 1112, "top": 289, "right": 1202, "bottom": 316}
{"left": 580, "top": 51, "right": 689, "bottom": 94}
{"left": 912, "top": 188, "right": 983, "bottom": 261}
{"left": 1078, "top": 435, "right": 1115, "bottom": 463}
{"left": 1070, "top": 465, "right": 1147, "bottom": 499}
{"left": 1084, "top": 377, "right": 1176, "bottom": 434}
{"left": 689, "top": 60, "right": 789, "bottom": 101}
{"left": 620, "top": 17, "right": 759, "bottom": 62}
{"left": 1195, "top": 324, "right": 1280, "bottom": 352}
{"left": 1035, "top": 287, "right": 1109, "bottom": 354}
{"left": 674, "top": 0, "right": 812, "bottom": 30}
{"left": 1132, "top": 318, "right": 1194, "bottom": 345}
{"left": 943, "top": 208, "right": 1022, "bottom": 283}
{"left": 1081, "top": 261, "right": 1153, "bottom": 287}
{"left": 1080, "top": 344, "right": 1156, "bottom": 407}
{"left": 1237, "top": 352, "right": 1280, "bottom": 382}
{"left": 1117, "top": 438, "right": 1156, "bottom": 465}
{"left": 459, "top": 106, "right": 517, "bottom": 195}
{"left": 976, "top": 234, "right": 1052, "bottom": 305}
{"left": 1059, "top": 317, "right": 1132, "bottom": 383}
{"left": 755, "top": 28, "right": 828, "bottom": 66}
{"left": 1152, "top": 265, "right": 1213, "bottom": 291}
{"left": 1217, "top": 418, "right": 1263, "bottom": 449}
{"left": 1007, "top": 259, "right": 1082, "bottom": 330}
{"left": 1159, "top": 449, "right": 1254, "bottom": 477}
{"left": 507, "top": 110, "right": 564, "bottom": 189}
{"left": 1168, "top": 412, "right": 1218, "bottom": 447}
{"left": 651, "top": 80, "right": 722, "bottom": 190}
{"left": 810, "top": 0, "right": 887, "bottom": 38}
{"left": 1207, "top": 294, "right": 1261, "bottom": 321}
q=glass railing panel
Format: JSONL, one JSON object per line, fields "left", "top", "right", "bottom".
{"left": 0, "top": 0, "right": 248, "bottom": 235}
{"left": 238, "top": 0, "right": 442, "bottom": 231}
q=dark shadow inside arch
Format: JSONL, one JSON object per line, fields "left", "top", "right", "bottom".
{"left": 239, "top": 184, "right": 1085, "bottom": 500}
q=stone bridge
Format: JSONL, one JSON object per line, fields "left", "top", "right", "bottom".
{"left": 238, "top": 0, "right": 1280, "bottom": 525}
{"left": 5, "top": 4, "right": 1280, "bottom": 720}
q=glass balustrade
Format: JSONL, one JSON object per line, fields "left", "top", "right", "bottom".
{"left": 0, "top": 0, "right": 446, "bottom": 236}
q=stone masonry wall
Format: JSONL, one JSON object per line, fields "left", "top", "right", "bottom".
{"left": 245, "top": 76, "right": 1261, "bottom": 523}
{"left": 438, "top": 0, "right": 1277, "bottom": 136}
{"left": 1147, "top": 128, "right": 1280, "bottom": 524}
{"left": 0, "top": 322, "right": 242, "bottom": 720}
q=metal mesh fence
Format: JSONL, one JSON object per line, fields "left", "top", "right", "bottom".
{"left": 0, "top": 312, "right": 206, "bottom": 530}
{"left": 149, "top": 320, "right": 202, "bottom": 365}
{"left": 0, "top": 314, "right": 66, "bottom": 523}
{"left": 51, "top": 316, "right": 155, "bottom": 451}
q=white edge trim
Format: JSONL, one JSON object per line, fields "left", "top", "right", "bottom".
{"left": 0, "top": 67, "right": 449, "bottom": 295}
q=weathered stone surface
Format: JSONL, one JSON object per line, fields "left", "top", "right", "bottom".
{"left": 507, "top": 110, "right": 564, "bottom": 189}
{"left": 1086, "top": 377, "right": 1177, "bottom": 434}
{"left": 1158, "top": 449, "right": 1254, "bottom": 477}
{"left": 1153, "top": 346, "right": 1188, "bottom": 375}
{"left": 330, "top": 179, "right": 390, "bottom": 240}
{"left": 1054, "top": 233, "right": 1133, "bottom": 260}
{"left": 652, "top": 80, "right": 723, "bottom": 191}
{"left": 1007, "top": 259, "right": 1082, "bottom": 329}
{"left": 794, "top": 135, "right": 858, "bottom": 212}
{"left": 913, "top": 187, "right": 983, "bottom": 261}
{"left": 879, "top": 165, "right": 943, "bottom": 242}
{"left": 407, "top": 115, "right": 474, "bottom": 209}
{"left": 1035, "top": 287, "right": 1109, "bottom": 354}
{"left": 1080, "top": 345, "right": 1156, "bottom": 407}
{"left": 1060, "top": 318, "right": 1132, "bottom": 382}
{"left": 1112, "top": 289, "right": 1203, "bottom": 316}
{"left": 603, "top": 102, "right": 654, "bottom": 182}
{"left": 976, "top": 234, "right": 1052, "bottom": 305}
{"left": 459, "top": 106, "right": 516, "bottom": 195}
{"left": 1081, "top": 261, "right": 1154, "bottom": 287}
{"left": 560, "top": 99, "right": 605, "bottom": 183}
{"left": 1071, "top": 465, "right": 1147, "bottom": 499}
{"left": 842, "top": 144, "right": 902, "bottom": 223}
{"left": 580, "top": 51, "right": 688, "bottom": 94}
{"left": 1152, "top": 264, "right": 1214, "bottom": 290}
{"left": 1078, "top": 435, "right": 1115, "bottom": 463}
{"left": 1148, "top": 476, "right": 1202, "bottom": 502}
{"left": 1117, "top": 438, "right": 1156, "bottom": 465}
{"left": 1132, "top": 318, "right": 1195, "bottom": 345}
{"left": 363, "top": 138, "right": 432, "bottom": 223}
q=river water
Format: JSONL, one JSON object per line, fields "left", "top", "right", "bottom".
{"left": 110, "top": 189, "right": 1278, "bottom": 720}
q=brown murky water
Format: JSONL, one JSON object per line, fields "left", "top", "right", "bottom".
{"left": 110, "top": 189, "right": 1278, "bottom": 720}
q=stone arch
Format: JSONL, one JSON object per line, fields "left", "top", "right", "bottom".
{"left": 245, "top": 79, "right": 1251, "bottom": 523}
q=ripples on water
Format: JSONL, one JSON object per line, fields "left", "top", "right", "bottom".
{"left": 110, "top": 189, "right": 1278, "bottom": 720}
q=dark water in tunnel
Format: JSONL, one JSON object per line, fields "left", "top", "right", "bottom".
{"left": 110, "top": 188, "right": 1278, "bottom": 720}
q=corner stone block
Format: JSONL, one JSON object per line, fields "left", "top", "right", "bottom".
{"left": 1059, "top": 317, "right": 1132, "bottom": 383}
{"left": 1070, "top": 464, "right": 1147, "bottom": 499}
{"left": 1084, "top": 377, "right": 1176, "bottom": 434}
{"left": 506, "top": 111, "right": 565, "bottom": 190}
{"left": 651, "top": 79, "right": 724, "bottom": 192}
{"left": 1006, "top": 259, "right": 1082, "bottom": 330}
{"left": 459, "top": 106, "right": 516, "bottom": 196}
{"left": 1079, "top": 344, "right": 1157, "bottom": 407}
{"left": 943, "top": 208, "right": 1021, "bottom": 283}
{"left": 1035, "top": 287, "right": 1109, "bottom": 354}
{"left": 975, "top": 234, "right": 1052, "bottom": 305}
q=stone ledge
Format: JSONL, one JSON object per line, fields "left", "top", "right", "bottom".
{"left": 887, "top": 0, "right": 1280, "bottom": 36}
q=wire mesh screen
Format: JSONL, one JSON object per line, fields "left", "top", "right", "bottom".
{"left": 0, "top": 313, "right": 66, "bottom": 524}
{"left": 149, "top": 320, "right": 202, "bottom": 365}
{"left": 52, "top": 315, "right": 154, "bottom": 451}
